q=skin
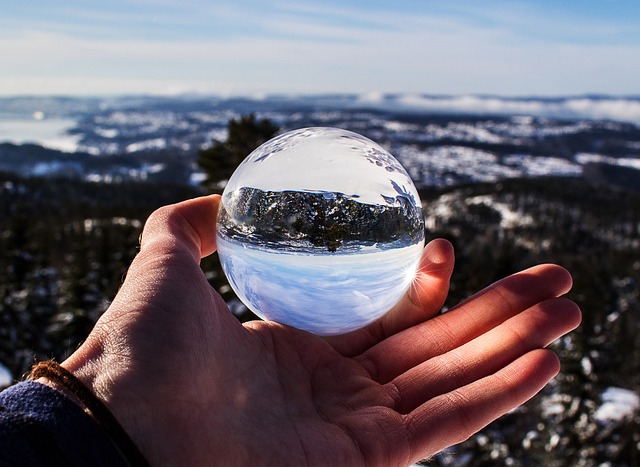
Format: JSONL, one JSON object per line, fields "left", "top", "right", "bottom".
{"left": 60, "top": 195, "right": 581, "bottom": 466}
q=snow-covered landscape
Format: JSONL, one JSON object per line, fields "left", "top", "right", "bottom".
{"left": 1, "top": 94, "right": 639, "bottom": 190}
{"left": 1, "top": 94, "right": 639, "bottom": 466}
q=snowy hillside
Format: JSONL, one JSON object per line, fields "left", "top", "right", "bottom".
{"left": 0, "top": 95, "right": 639, "bottom": 190}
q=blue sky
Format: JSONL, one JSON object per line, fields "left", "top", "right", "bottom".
{"left": 2, "top": 0, "right": 639, "bottom": 96}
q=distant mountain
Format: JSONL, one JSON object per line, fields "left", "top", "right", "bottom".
{"left": 0, "top": 95, "right": 639, "bottom": 190}
{"left": 2, "top": 94, "right": 640, "bottom": 122}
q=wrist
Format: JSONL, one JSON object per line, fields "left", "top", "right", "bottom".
{"left": 30, "top": 360, "right": 150, "bottom": 467}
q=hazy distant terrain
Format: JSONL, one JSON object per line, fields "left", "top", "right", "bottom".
{"left": 1, "top": 95, "right": 639, "bottom": 466}
{"left": 1, "top": 94, "right": 639, "bottom": 189}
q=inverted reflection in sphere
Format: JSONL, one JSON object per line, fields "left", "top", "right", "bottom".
{"left": 216, "top": 127, "right": 425, "bottom": 336}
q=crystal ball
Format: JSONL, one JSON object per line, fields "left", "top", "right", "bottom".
{"left": 216, "top": 127, "right": 425, "bottom": 336}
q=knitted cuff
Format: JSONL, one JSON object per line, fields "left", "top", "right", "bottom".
{"left": 30, "top": 360, "right": 150, "bottom": 467}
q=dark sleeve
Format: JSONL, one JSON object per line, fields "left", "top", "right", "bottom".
{"left": 0, "top": 381, "right": 131, "bottom": 467}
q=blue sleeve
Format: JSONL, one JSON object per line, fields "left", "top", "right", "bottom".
{"left": 0, "top": 381, "right": 131, "bottom": 467}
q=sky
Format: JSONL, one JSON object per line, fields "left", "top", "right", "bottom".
{"left": 2, "top": 0, "right": 639, "bottom": 97}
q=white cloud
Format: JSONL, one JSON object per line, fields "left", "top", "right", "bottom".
{"left": 2, "top": 2, "right": 640, "bottom": 96}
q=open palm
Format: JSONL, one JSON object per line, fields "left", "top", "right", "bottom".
{"left": 63, "top": 195, "right": 581, "bottom": 466}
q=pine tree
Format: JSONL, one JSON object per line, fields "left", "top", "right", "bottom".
{"left": 197, "top": 114, "right": 279, "bottom": 193}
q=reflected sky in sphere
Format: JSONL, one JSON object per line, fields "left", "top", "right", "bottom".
{"left": 217, "top": 127, "right": 425, "bottom": 336}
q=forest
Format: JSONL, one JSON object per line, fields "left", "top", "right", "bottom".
{"left": 1, "top": 132, "right": 639, "bottom": 464}
{"left": 217, "top": 187, "right": 424, "bottom": 252}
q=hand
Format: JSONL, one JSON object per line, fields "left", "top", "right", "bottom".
{"left": 61, "top": 195, "right": 581, "bottom": 466}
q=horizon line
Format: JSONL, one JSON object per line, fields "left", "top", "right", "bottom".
{"left": 1, "top": 91, "right": 640, "bottom": 100}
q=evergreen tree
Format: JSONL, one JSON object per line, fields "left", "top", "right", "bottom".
{"left": 197, "top": 114, "right": 279, "bottom": 193}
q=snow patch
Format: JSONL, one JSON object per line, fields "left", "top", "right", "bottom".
{"left": 575, "top": 153, "right": 640, "bottom": 171}
{"left": 504, "top": 154, "right": 582, "bottom": 177}
{"left": 125, "top": 138, "right": 167, "bottom": 153}
{"left": 595, "top": 387, "right": 640, "bottom": 424}
{"left": 466, "top": 195, "right": 534, "bottom": 228}
{"left": 95, "top": 127, "right": 119, "bottom": 138}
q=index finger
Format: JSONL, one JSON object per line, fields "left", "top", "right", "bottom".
{"left": 357, "top": 263, "right": 573, "bottom": 383}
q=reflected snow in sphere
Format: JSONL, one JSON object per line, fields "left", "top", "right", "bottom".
{"left": 216, "top": 127, "right": 425, "bottom": 336}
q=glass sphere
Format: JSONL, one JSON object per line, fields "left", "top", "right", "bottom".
{"left": 216, "top": 127, "right": 425, "bottom": 336}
